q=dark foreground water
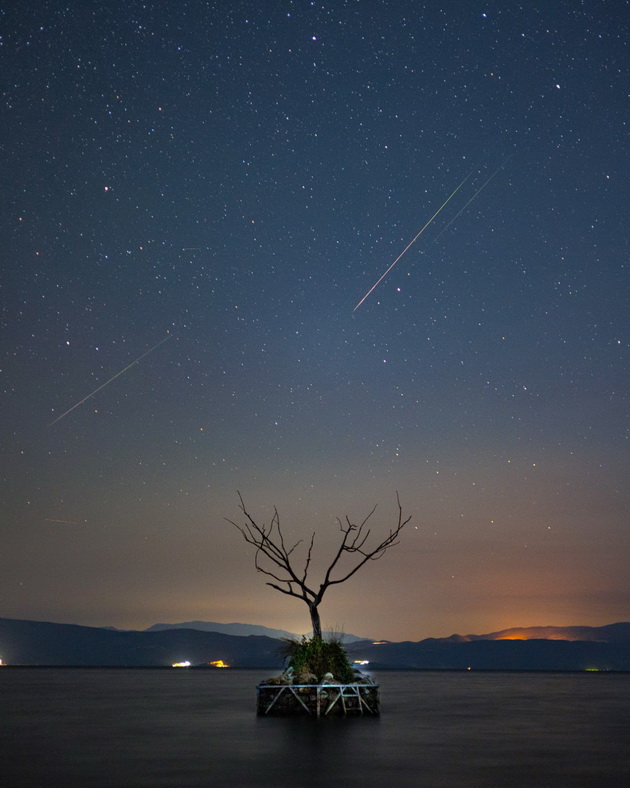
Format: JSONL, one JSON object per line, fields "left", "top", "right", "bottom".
{"left": 2, "top": 668, "right": 629, "bottom": 787}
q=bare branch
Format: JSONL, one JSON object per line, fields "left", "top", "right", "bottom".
{"left": 226, "top": 492, "right": 318, "bottom": 601}
{"left": 320, "top": 492, "right": 411, "bottom": 589}
{"left": 301, "top": 532, "right": 316, "bottom": 585}
{"left": 320, "top": 504, "right": 378, "bottom": 593}
{"left": 265, "top": 581, "right": 308, "bottom": 601}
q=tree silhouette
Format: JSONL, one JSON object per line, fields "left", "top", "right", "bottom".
{"left": 226, "top": 492, "right": 411, "bottom": 640}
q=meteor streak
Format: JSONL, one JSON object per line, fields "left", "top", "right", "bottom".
{"left": 430, "top": 157, "right": 511, "bottom": 245}
{"left": 44, "top": 518, "right": 84, "bottom": 525}
{"left": 353, "top": 168, "right": 476, "bottom": 312}
{"left": 353, "top": 158, "right": 509, "bottom": 312}
{"left": 49, "top": 333, "right": 173, "bottom": 426}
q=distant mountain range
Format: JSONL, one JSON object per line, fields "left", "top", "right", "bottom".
{"left": 345, "top": 622, "right": 630, "bottom": 671}
{"left": 0, "top": 618, "right": 282, "bottom": 668}
{"left": 143, "top": 621, "right": 298, "bottom": 640}
{"left": 143, "top": 621, "right": 368, "bottom": 643}
{"left": 442, "top": 623, "right": 630, "bottom": 644}
{"left": 1, "top": 617, "right": 629, "bottom": 670}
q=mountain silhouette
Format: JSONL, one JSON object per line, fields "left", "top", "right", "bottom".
{"left": 1, "top": 617, "right": 628, "bottom": 669}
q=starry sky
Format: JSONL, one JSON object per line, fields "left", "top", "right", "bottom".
{"left": 2, "top": 0, "right": 628, "bottom": 641}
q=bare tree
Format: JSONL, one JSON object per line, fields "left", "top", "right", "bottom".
{"left": 226, "top": 492, "right": 411, "bottom": 640}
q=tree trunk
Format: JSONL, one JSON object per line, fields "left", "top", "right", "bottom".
{"left": 309, "top": 603, "right": 322, "bottom": 641}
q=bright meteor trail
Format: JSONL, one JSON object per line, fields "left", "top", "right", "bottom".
{"left": 49, "top": 333, "right": 173, "bottom": 426}
{"left": 352, "top": 168, "right": 476, "bottom": 312}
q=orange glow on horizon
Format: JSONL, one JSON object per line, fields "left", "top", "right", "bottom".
{"left": 493, "top": 632, "right": 577, "bottom": 641}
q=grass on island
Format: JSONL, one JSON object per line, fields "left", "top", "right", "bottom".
{"left": 278, "top": 635, "right": 356, "bottom": 684}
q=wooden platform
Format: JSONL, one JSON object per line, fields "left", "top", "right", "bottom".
{"left": 256, "top": 683, "right": 380, "bottom": 717}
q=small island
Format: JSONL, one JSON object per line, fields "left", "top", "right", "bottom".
{"left": 257, "top": 636, "right": 379, "bottom": 717}
{"left": 227, "top": 492, "right": 410, "bottom": 717}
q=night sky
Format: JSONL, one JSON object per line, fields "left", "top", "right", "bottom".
{"left": 2, "top": 1, "right": 628, "bottom": 641}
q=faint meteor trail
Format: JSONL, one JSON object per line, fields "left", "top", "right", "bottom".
{"left": 48, "top": 333, "right": 173, "bottom": 426}
{"left": 44, "top": 518, "right": 84, "bottom": 525}
{"left": 352, "top": 167, "right": 476, "bottom": 312}
{"left": 353, "top": 159, "right": 510, "bottom": 312}
{"left": 430, "top": 157, "right": 511, "bottom": 245}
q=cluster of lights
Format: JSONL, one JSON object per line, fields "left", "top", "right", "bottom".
{"left": 171, "top": 659, "right": 230, "bottom": 668}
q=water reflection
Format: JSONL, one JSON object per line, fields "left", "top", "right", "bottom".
{"left": 2, "top": 668, "right": 629, "bottom": 787}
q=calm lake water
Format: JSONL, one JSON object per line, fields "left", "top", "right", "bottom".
{"left": 2, "top": 668, "right": 629, "bottom": 787}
